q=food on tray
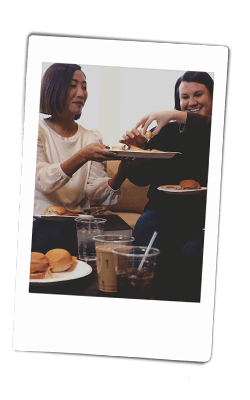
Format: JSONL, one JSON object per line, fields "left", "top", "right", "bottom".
{"left": 138, "top": 129, "right": 152, "bottom": 140}
{"left": 110, "top": 143, "right": 165, "bottom": 154}
{"left": 45, "top": 248, "right": 77, "bottom": 273}
{"left": 160, "top": 180, "right": 202, "bottom": 191}
{"left": 144, "top": 131, "right": 152, "bottom": 140}
{"left": 128, "top": 145, "right": 146, "bottom": 151}
{"left": 128, "top": 145, "right": 165, "bottom": 153}
{"left": 150, "top": 149, "right": 165, "bottom": 153}
{"left": 111, "top": 145, "right": 126, "bottom": 150}
{"left": 179, "top": 180, "right": 201, "bottom": 190}
{"left": 30, "top": 252, "right": 52, "bottom": 280}
{"left": 44, "top": 206, "right": 78, "bottom": 216}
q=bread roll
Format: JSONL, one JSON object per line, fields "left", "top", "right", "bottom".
{"left": 144, "top": 131, "right": 152, "bottom": 140}
{"left": 44, "top": 206, "right": 78, "bottom": 216}
{"left": 179, "top": 180, "right": 201, "bottom": 189}
{"left": 46, "top": 249, "right": 77, "bottom": 273}
{"left": 44, "top": 206, "right": 67, "bottom": 215}
{"left": 137, "top": 129, "right": 152, "bottom": 140}
{"left": 30, "top": 252, "right": 50, "bottom": 279}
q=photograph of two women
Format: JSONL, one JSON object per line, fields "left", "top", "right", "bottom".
{"left": 30, "top": 61, "right": 213, "bottom": 303}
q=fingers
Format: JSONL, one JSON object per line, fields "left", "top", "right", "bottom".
{"left": 120, "top": 131, "right": 137, "bottom": 144}
{"left": 124, "top": 129, "right": 140, "bottom": 139}
{"left": 150, "top": 126, "right": 161, "bottom": 137}
{"left": 93, "top": 142, "right": 107, "bottom": 149}
{"left": 99, "top": 149, "right": 118, "bottom": 158}
{"left": 134, "top": 114, "right": 156, "bottom": 136}
{"left": 92, "top": 145, "right": 118, "bottom": 160}
{"left": 141, "top": 115, "right": 155, "bottom": 135}
{"left": 134, "top": 116, "right": 148, "bottom": 130}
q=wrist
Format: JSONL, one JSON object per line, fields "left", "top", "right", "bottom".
{"left": 78, "top": 149, "right": 88, "bottom": 164}
{"left": 173, "top": 110, "right": 187, "bottom": 124}
{"left": 108, "top": 174, "right": 125, "bottom": 190}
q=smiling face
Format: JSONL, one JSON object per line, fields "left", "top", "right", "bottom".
{"left": 179, "top": 81, "right": 212, "bottom": 116}
{"left": 63, "top": 70, "right": 88, "bottom": 116}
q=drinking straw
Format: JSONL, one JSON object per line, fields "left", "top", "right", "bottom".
{"left": 138, "top": 231, "right": 158, "bottom": 271}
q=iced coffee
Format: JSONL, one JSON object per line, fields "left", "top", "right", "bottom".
{"left": 112, "top": 246, "right": 160, "bottom": 299}
{"left": 94, "top": 235, "right": 135, "bottom": 293}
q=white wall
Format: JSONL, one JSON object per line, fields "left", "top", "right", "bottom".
{"left": 41, "top": 62, "right": 213, "bottom": 145}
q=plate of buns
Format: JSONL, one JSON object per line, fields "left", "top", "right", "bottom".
{"left": 29, "top": 249, "right": 92, "bottom": 283}
{"left": 35, "top": 206, "right": 91, "bottom": 221}
{"left": 158, "top": 180, "right": 207, "bottom": 195}
{"left": 109, "top": 145, "right": 181, "bottom": 159}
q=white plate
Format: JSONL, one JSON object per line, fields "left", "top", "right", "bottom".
{"left": 109, "top": 149, "right": 181, "bottom": 159}
{"left": 157, "top": 185, "right": 207, "bottom": 195}
{"left": 29, "top": 260, "right": 92, "bottom": 284}
{"left": 41, "top": 215, "right": 79, "bottom": 220}
{"left": 34, "top": 213, "right": 90, "bottom": 221}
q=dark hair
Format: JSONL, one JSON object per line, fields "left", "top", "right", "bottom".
{"left": 40, "top": 63, "right": 86, "bottom": 120}
{"left": 174, "top": 71, "right": 214, "bottom": 111}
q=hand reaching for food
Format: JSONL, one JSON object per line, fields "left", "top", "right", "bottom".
{"left": 119, "top": 128, "right": 148, "bottom": 149}
{"left": 134, "top": 110, "right": 187, "bottom": 137}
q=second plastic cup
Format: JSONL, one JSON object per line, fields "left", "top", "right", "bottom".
{"left": 112, "top": 246, "right": 160, "bottom": 299}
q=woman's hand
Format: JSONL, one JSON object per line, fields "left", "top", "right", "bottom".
{"left": 134, "top": 110, "right": 187, "bottom": 137}
{"left": 79, "top": 143, "right": 118, "bottom": 162}
{"left": 60, "top": 143, "right": 117, "bottom": 177}
{"left": 108, "top": 158, "right": 147, "bottom": 190}
{"left": 119, "top": 129, "right": 147, "bottom": 149}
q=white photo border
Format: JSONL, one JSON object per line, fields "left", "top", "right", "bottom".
{"left": 13, "top": 35, "right": 228, "bottom": 362}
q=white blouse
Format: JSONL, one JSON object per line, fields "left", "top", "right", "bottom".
{"left": 34, "top": 119, "right": 120, "bottom": 214}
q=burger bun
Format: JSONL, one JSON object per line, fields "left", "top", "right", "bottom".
{"left": 30, "top": 252, "right": 50, "bottom": 279}
{"left": 46, "top": 249, "right": 77, "bottom": 273}
{"left": 44, "top": 206, "right": 78, "bottom": 216}
{"left": 179, "top": 180, "right": 201, "bottom": 190}
{"left": 144, "top": 131, "right": 152, "bottom": 140}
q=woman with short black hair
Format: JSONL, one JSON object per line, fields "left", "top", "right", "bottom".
{"left": 33, "top": 63, "right": 130, "bottom": 255}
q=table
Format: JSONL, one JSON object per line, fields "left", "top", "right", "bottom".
{"left": 29, "top": 261, "right": 157, "bottom": 299}
{"left": 29, "top": 259, "right": 201, "bottom": 302}
{"left": 29, "top": 260, "right": 119, "bottom": 298}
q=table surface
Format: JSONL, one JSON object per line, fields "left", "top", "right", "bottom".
{"left": 29, "top": 260, "right": 154, "bottom": 300}
{"left": 29, "top": 260, "right": 201, "bottom": 302}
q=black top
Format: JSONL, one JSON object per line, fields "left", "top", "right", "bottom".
{"left": 128, "top": 112, "right": 211, "bottom": 229}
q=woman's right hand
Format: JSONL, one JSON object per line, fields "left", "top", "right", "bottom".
{"left": 80, "top": 143, "right": 118, "bottom": 162}
{"left": 134, "top": 110, "right": 187, "bottom": 137}
{"left": 61, "top": 143, "right": 118, "bottom": 177}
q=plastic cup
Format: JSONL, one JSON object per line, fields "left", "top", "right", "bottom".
{"left": 94, "top": 235, "right": 135, "bottom": 292}
{"left": 112, "top": 246, "right": 160, "bottom": 299}
{"left": 75, "top": 217, "right": 107, "bottom": 262}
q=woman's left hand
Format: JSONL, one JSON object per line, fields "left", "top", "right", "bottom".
{"left": 108, "top": 158, "right": 146, "bottom": 190}
{"left": 118, "top": 158, "right": 146, "bottom": 173}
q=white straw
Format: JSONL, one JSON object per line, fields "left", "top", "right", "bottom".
{"left": 138, "top": 231, "right": 158, "bottom": 271}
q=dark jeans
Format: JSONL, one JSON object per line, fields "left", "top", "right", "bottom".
{"left": 133, "top": 209, "right": 204, "bottom": 302}
{"left": 32, "top": 217, "right": 78, "bottom": 256}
